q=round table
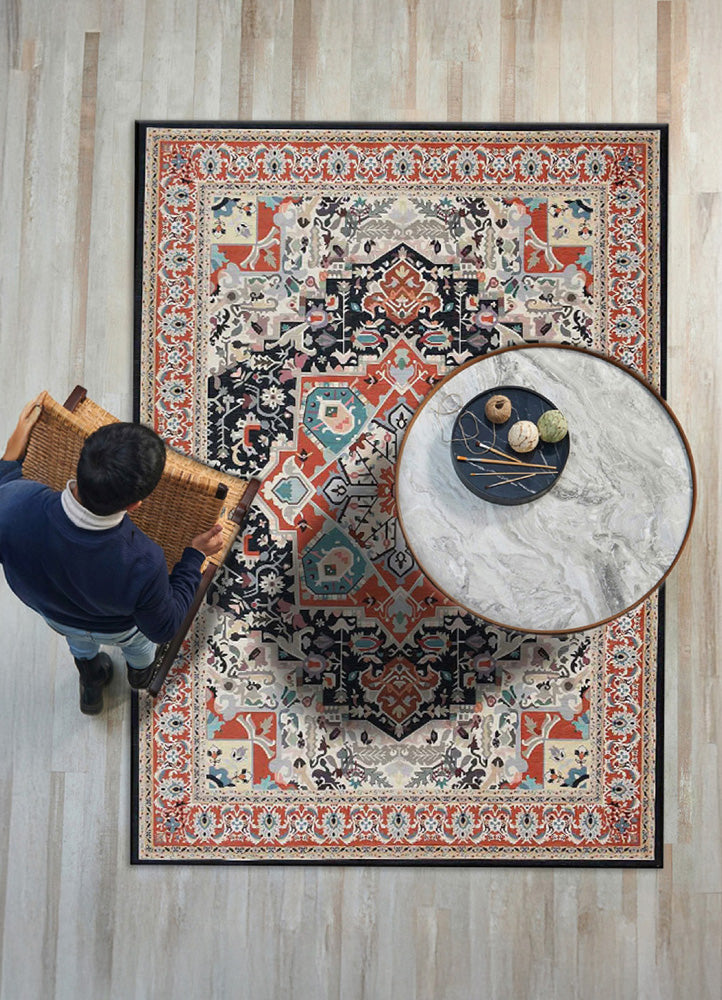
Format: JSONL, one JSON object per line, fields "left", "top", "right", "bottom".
{"left": 395, "top": 344, "right": 696, "bottom": 634}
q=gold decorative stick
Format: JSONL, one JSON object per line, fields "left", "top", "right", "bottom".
{"left": 476, "top": 442, "right": 525, "bottom": 464}
{"left": 485, "top": 473, "right": 540, "bottom": 489}
{"left": 470, "top": 470, "right": 555, "bottom": 477}
{"left": 457, "top": 455, "right": 557, "bottom": 471}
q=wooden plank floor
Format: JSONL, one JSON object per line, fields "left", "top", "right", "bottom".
{"left": 0, "top": 1, "right": 719, "bottom": 997}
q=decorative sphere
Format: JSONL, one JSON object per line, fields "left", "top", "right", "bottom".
{"left": 485, "top": 394, "right": 512, "bottom": 424}
{"left": 537, "top": 409, "right": 568, "bottom": 443}
{"left": 507, "top": 420, "right": 539, "bottom": 453}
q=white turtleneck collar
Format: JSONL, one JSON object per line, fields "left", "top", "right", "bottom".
{"left": 61, "top": 480, "right": 126, "bottom": 531}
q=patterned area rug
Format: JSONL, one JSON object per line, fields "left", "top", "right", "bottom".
{"left": 133, "top": 125, "right": 666, "bottom": 864}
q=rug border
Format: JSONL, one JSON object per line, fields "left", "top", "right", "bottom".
{"left": 130, "top": 122, "right": 668, "bottom": 868}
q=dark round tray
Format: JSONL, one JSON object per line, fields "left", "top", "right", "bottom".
{"left": 451, "top": 385, "right": 570, "bottom": 505}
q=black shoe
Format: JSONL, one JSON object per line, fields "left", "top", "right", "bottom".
{"left": 126, "top": 643, "right": 170, "bottom": 693}
{"left": 74, "top": 653, "right": 113, "bottom": 716}
{"left": 126, "top": 662, "right": 155, "bottom": 690}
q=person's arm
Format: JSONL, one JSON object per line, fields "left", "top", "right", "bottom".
{"left": 133, "top": 523, "right": 225, "bottom": 643}
{"left": 0, "top": 394, "right": 44, "bottom": 486}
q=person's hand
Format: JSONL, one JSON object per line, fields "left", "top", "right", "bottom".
{"left": 2, "top": 393, "right": 45, "bottom": 462}
{"left": 190, "top": 522, "right": 224, "bottom": 558}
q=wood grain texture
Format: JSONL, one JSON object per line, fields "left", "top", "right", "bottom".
{"left": 657, "top": 0, "right": 672, "bottom": 121}
{"left": 69, "top": 31, "right": 99, "bottom": 385}
{"left": 499, "top": 0, "right": 516, "bottom": 120}
{"left": 0, "top": 1, "right": 720, "bottom": 998}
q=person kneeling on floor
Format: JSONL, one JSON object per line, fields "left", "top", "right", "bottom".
{"left": 0, "top": 395, "right": 223, "bottom": 715}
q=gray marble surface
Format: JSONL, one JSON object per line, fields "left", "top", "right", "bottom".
{"left": 396, "top": 347, "right": 695, "bottom": 632}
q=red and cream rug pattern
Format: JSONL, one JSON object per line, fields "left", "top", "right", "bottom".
{"left": 134, "top": 125, "right": 665, "bottom": 863}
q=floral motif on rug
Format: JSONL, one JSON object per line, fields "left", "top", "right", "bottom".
{"left": 134, "top": 126, "right": 665, "bottom": 863}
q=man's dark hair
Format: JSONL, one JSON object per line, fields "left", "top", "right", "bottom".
{"left": 76, "top": 423, "right": 166, "bottom": 515}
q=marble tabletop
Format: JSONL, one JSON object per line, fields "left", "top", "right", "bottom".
{"left": 395, "top": 345, "right": 695, "bottom": 633}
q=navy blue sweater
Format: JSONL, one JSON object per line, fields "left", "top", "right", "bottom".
{"left": 0, "top": 460, "right": 204, "bottom": 642}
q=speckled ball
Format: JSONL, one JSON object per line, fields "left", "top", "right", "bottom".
{"left": 507, "top": 420, "right": 539, "bottom": 454}
{"left": 537, "top": 409, "right": 568, "bottom": 443}
{"left": 485, "top": 394, "right": 512, "bottom": 424}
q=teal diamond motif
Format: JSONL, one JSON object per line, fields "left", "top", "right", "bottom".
{"left": 302, "top": 526, "right": 367, "bottom": 596}
{"left": 303, "top": 386, "right": 368, "bottom": 455}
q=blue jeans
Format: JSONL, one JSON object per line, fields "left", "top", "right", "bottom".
{"left": 43, "top": 615, "right": 157, "bottom": 670}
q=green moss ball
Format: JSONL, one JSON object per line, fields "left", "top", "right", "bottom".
{"left": 537, "top": 409, "right": 568, "bottom": 443}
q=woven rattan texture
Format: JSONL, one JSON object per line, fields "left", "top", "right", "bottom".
{"left": 22, "top": 394, "right": 103, "bottom": 492}
{"left": 22, "top": 391, "right": 251, "bottom": 571}
{"left": 131, "top": 471, "right": 225, "bottom": 570}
